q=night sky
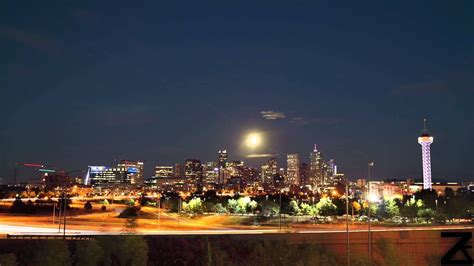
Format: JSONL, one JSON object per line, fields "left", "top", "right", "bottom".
{"left": 1, "top": 1, "right": 473, "bottom": 182}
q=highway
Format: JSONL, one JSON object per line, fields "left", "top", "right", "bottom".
{"left": 1, "top": 223, "right": 472, "bottom": 236}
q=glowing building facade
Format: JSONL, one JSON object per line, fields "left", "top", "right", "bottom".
{"left": 286, "top": 154, "right": 300, "bottom": 186}
{"left": 418, "top": 119, "right": 433, "bottom": 190}
{"left": 118, "top": 160, "right": 144, "bottom": 184}
{"left": 87, "top": 166, "right": 138, "bottom": 187}
{"left": 309, "top": 144, "right": 323, "bottom": 189}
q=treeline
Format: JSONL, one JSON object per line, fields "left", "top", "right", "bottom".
{"left": 0, "top": 235, "right": 422, "bottom": 266}
{"left": 155, "top": 188, "right": 472, "bottom": 223}
{"left": 9, "top": 197, "right": 72, "bottom": 214}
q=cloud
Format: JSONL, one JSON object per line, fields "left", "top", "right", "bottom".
{"left": 260, "top": 110, "right": 286, "bottom": 120}
{"left": 246, "top": 153, "right": 277, "bottom": 158}
{"left": 0, "top": 25, "right": 63, "bottom": 53}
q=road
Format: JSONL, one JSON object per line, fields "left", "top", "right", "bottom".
{"left": 1, "top": 222, "right": 472, "bottom": 237}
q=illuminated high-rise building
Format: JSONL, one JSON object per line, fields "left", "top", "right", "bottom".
{"left": 286, "top": 154, "right": 300, "bottom": 186}
{"left": 185, "top": 159, "right": 203, "bottom": 192}
{"left": 309, "top": 144, "right": 323, "bottom": 189}
{"left": 203, "top": 161, "right": 219, "bottom": 190}
{"left": 261, "top": 157, "right": 278, "bottom": 185}
{"left": 299, "top": 163, "right": 310, "bottom": 187}
{"left": 418, "top": 119, "right": 434, "bottom": 190}
{"left": 218, "top": 149, "right": 228, "bottom": 168}
{"left": 174, "top": 163, "right": 183, "bottom": 178}
{"left": 118, "top": 160, "right": 144, "bottom": 184}
{"left": 155, "top": 166, "right": 174, "bottom": 178}
{"left": 87, "top": 166, "right": 136, "bottom": 187}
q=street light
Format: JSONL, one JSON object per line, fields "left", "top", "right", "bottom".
{"left": 367, "top": 161, "right": 375, "bottom": 261}
{"left": 279, "top": 190, "right": 282, "bottom": 230}
{"left": 56, "top": 169, "right": 84, "bottom": 238}
{"left": 345, "top": 179, "right": 350, "bottom": 266}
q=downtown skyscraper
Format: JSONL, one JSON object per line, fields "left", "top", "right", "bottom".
{"left": 309, "top": 144, "right": 323, "bottom": 190}
{"left": 286, "top": 154, "right": 300, "bottom": 186}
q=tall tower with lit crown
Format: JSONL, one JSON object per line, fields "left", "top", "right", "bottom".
{"left": 418, "top": 119, "right": 433, "bottom": 190}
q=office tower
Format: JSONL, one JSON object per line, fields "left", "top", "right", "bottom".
{"left": 87, "top": 166, "right": 135, "bottom": 187}
{"left": 286, "top": 154, "right": 300, "bottom": 186}
{"left": 155, "top": 166, "right": 174, "bottom": 178}
{"left": 185, "top": 159, "right": 203, "bottom": 192}
{"left": 261, "top": 157, "right": 278, "bottom": 189}
{"left": 203, "top": 161, "right": 219, "bottom": 190}
{"left": 118, "top": 160, "right": 144, "bottom": 184}
{"left": 328, "top": 159, "right": 337, "bottom": 176}
{"left": 299, "top": 163, "right": 310, "bottom": 187}
{"left": 418, "top": 119, "right": 434, "bottom": 190}
{"left": 218, "top": 149, "right": 228, "bottom": 168}
{"left": 309, "top": 144, "right": 323, "bottom": 189}
{"left": 174, "top": 163, "right": 184, "bottom": 178}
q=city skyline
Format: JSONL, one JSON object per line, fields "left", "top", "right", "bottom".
{"left": 7, "top": 135, "right": 470, "bottom": 185}
{"left": 1, "top": 2, "right": 473, "bottom": 181}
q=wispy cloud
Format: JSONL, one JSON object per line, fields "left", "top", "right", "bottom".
{"left": 246, "top": 153, "right": 277, "bottom": 158}
{"left": 260, "top": 110, "right": 286, "bottom": 120}
{"left": 0, "top": 25, "right": 63, "bottom": 54}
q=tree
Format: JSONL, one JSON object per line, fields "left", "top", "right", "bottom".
{"left": 10, "top": 197, "right": 26, "bottom": 213}
{"left": 445, "top": 197, "right": 471, "bottom": 220}
{"left": 183, "top": 198, "right": 203, "bottom": 214}
{"left": 417, "top": 208, "right": 436, "bottom": 223}
{"left": 413, "top": 190, "right": 437, "bottom": 209}
{"left": 0, "top": 253, "right": 17, "bottom": 266}
{"left": 202, "top": 201, "right": 216, "bottom": 213}
{"left": 400, "top": 198, "right": 424, "bottom": 221}
{"left": 261, "top": 201, "right": 279, "bottom": 217}
{"left": 288, "top": 200, "right": 301, "bottom": 215}
{"left": 227, "top": 199, "right": 238, "bottom": 213}
{"left": 139, "top": 193, "right": 152, "bottom": 206}
{"left": 300, "top": 203, "right": 317, "bottom": 216}
{"left": 315, "top": 198, "right": 337, "bottom": 216}
{"left": 376, "top": 199, "right": 399, "bottom": 220}
{"left": 33, "top": 240, "right": 70, "bottom": 266}
{"left": 84, "top": 201, "right": 93, "bottom": 211}
{"left": 97, "top": 236, "right": 148, "bottom": 265}
{"left": 237, "top": 197, "right": 251, "bottom": 214}
{"left": 117, "top": 236, "right": 149, "bottom": 266}
{"left": 248, "top": 200, "right": 258, "bottom": 214}
{"left": 119, "top": 206, "right": 140, "bottom": 218}
{"left": 444, "top": 187, "right": 454, "bottom": 198}
{"left": 213, "top": 203, "right": 226, "bottom": 214}
{"left": 352, "top": 201, "right": 362, "bottom": 213}
{"left": 360, "top": 201, "right": 378, "bottom": 217}
{"left": 75, "top": 240, "right": 103, "bottom": 266}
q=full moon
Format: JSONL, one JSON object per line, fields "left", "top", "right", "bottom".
{"left": 245, "top": 132, "right": 262, "bottom": 149}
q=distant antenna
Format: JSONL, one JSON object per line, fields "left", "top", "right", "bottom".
{"left": 314, "top": 144, "right": 318, "bottom": 152}
{"left": 421, "top": 118, "right": 430, "bottom": 136}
